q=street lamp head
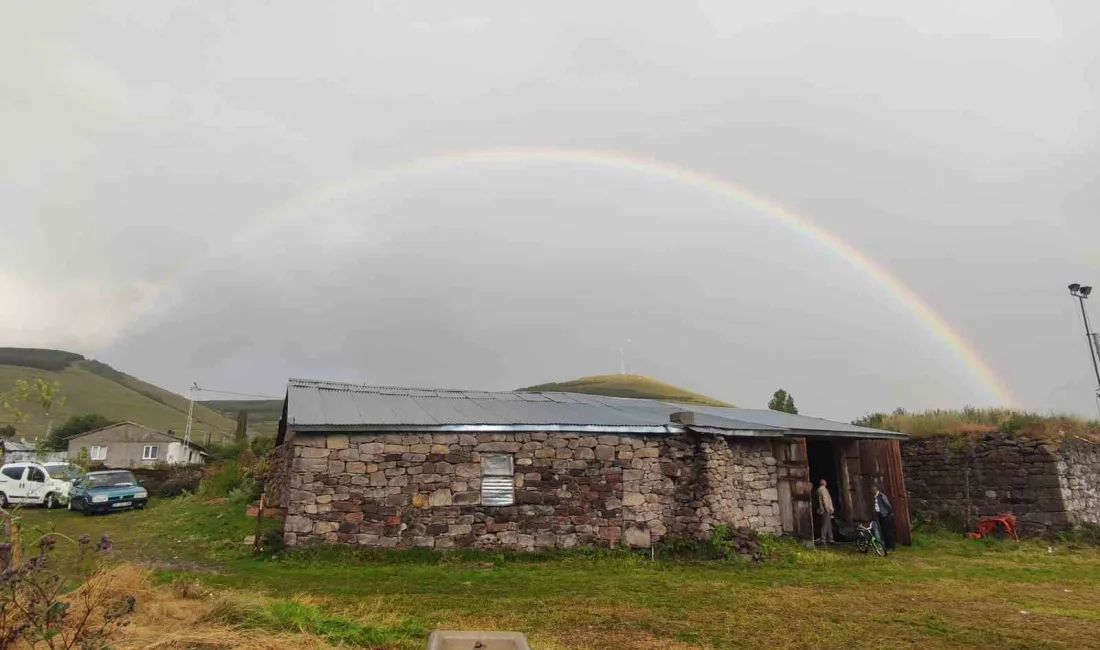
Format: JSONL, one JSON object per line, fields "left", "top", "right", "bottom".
{"left": 1083, "top": 286, "right": 1094, "bottom": 298}
{"left": 1070, "top": 283, "right": 1082, "bottom": 294}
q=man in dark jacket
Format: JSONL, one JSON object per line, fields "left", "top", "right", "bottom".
{"left": 871, "top": 486, "right": 896, "bottom": 554}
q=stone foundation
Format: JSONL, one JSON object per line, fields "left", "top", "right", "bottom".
{"left": 903, "top": 433, "right": 1100, "bottom": 532}
{"left": 280, "top": 431, "right": 781, "bottom": 550}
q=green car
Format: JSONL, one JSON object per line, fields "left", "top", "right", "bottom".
{"left": 68, "top": 470, "right": 149, "bottom": 515}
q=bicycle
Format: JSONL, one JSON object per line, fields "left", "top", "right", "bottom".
{"left": 855, "top": 522, "right": 886, "bottom": 556}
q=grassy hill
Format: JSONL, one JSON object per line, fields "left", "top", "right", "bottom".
{"left": 520, "top": 373, "right": 732, "bottom": 406}
{"left": 0, "top": 349, "right": 238, "bottom": 444}
{"left": 201, "top": 399, "right": 283, "bottom": 438}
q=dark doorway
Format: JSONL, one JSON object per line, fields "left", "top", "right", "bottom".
{"left": 806, "top": 439, "right": 841, "bottom": 517}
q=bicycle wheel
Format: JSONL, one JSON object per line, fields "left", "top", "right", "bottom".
{"left": 856, "top": 534, "right": 870, "bottom": 554}
{"left": 871, "top": 536, "right": 886, "bottom": 557}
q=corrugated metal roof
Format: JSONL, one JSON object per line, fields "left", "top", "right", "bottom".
{"left": 285, "top": 378, "right": 905, "bottom": 439}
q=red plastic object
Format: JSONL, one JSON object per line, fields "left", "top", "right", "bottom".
{"left": 966, "top": 514, "right": 1019, "bottom": 541}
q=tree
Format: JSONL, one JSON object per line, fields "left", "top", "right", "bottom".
{"left": 234, "top": 410, "right": 249, "bottom": 444}
{"left": 768, "top": 389, "right": 798, "bottom": 414}
{"left": 44, "top": 413, "right": 115, "bottom": 451}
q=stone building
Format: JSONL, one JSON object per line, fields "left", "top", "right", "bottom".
{"left": 904, "top": 432, "right": 1100, "bottom": 533}
{"left": 275, "top": 379, "right": 908, "bottom": 550}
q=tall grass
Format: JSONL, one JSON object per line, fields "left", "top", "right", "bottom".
{"left": 853, "top": 407, "right": 1100, "bottom": 440}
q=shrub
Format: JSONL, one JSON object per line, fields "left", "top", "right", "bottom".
{"left": 198, "top": 460, "right": 247, "bottom": 500}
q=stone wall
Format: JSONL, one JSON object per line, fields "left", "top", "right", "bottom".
{"left": 689, "top": 438, "right": 781, "bottom": 535}
{"left": 903, "top": 433, "right": 1100, "bottom": 533}
{"left": 281, "top": 430, "right": 781, "bottom": 550}
{"left": 1061, "top": 439, "right": 1100, "bottom": 526}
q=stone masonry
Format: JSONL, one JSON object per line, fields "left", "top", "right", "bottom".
{"left": 280, "top": 431, "right": 781, "bottom": 550}
{"left": 903, "top": 433, "right": 1100, "bottom": 532}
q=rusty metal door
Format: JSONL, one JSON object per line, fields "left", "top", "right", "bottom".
{"left": 773, "top": 438, "right": 813, "bottom": 539}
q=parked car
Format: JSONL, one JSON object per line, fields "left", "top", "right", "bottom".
{"left": 68, "top": 470, "right": 148, "bottom": 515}
{"left": 0, "top": 461, "right": 81, "bottom": 509}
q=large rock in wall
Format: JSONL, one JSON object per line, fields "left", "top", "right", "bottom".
{"left": 903, "top": 433, "right": 1100, "bottom": 532}
{"left": 282, "top": 431, "right": 782, "bottom": 550}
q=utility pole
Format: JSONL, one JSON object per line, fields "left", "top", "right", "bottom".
{"left": 183, "top": 381, "right": 198, "bottom": 448}
{"left": 1068, "top": 284, "right": 1100, "bottom": 417}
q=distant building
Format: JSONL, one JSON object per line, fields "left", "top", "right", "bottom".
{"left": 67, "top": 422, "right": 206, "bottom": 468}
{"left": 2, "top": 439, "right": 67, "bottom": 464}
{"left": 275, "top": 378, "right": 910, "bottom": 550}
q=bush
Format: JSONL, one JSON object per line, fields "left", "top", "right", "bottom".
{"left": 250, "top": 435, "right": 275, "bottom": 456}
{"left": 205, "top": 442, "right": 247, "bottom": 462}
{"left": 197, "top": 460, "right": 261, "bottom": 505}
{"left": 129, "top": 466, "right": 203, "bottom": 498}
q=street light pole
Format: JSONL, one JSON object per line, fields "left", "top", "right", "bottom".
{"left": 1068, "top": 284, "right": 1100, "bottom": 415}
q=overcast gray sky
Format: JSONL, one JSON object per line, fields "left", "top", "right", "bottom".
{"left": 3, "top": 1, "right": 1099, "bottom": 420}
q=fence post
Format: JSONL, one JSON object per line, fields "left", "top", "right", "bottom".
{"left": 253, "top": 492, "right": 265, "bottom": 551}
{"left": 10, "top": 517, "right": 20, "bottom": 567}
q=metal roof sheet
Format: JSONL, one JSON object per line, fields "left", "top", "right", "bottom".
{"left": 285, "top": 378, "right": 904, "bottom": 439}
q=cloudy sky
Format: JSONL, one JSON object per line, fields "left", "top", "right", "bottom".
{"left": 2, "top": 1, "right": 1099, "bottom": 420}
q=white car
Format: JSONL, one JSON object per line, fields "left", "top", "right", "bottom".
{"left": 0, "top": 462, "right": 81, "bottom": 509}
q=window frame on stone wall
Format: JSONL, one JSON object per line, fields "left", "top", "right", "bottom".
{"left": 480, "top": 453, "right": 515, "bottom": 506}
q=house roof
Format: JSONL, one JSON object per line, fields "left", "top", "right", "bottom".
{"left": 283, "top": 378, "right": 904, "bottom": 440}
{"left": 3, "top": 439, "right": 36, "bottom": 452}
{"left": 67, "top": 421, "right": 208, "bottom": 451}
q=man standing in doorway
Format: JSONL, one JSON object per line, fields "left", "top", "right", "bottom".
{"left": 871, "top": 485, "right": 896, "bottom": 554}
{"left": 816, "top": 479, "right": 835, "bottom": 544}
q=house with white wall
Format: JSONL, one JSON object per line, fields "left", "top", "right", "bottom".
{"left": 67, "top": 421, "right": 206, "bottom": 468}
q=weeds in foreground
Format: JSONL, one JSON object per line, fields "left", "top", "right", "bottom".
{"left": 0, "top": 530, "right": 132, "bottom": 650}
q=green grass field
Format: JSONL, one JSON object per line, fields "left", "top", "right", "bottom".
{"left": 0, "top": 362, "right": 238, "bottom": 443}
{"left": 14, "top": 499, "right": 1100, "bottom": 649}
{"left": 521, "top": 374, "right": 732, "bottom": 407}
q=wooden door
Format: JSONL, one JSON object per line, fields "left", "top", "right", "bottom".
{"left": 773, "top": 438, "right": 813, "bottom": 539}
{"left": 844, "top": 439, "right": 911, "bottom": 546}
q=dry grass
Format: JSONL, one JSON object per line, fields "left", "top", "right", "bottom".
{"left": 854, "top": 407, "right": 1100, "bottom": 442}
{"left": 35, "top": 565, "right": 424, "bottom": 650}
{"left": 57, "top": 566, "right": 328, "bottom": 650}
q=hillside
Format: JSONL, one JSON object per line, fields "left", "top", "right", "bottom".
{"left": 520, "top": 373, "right": 732, "bottom": 406}
{"left": 0, "top": 349, "right": 238, "bottom": 444}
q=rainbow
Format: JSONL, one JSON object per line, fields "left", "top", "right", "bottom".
{"left": 168, "top": 146, "right": 1017, "bottom": 406}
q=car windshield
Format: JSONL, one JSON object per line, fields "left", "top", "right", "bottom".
{"left": 43, "top": 464, "right": 83, "bottom": 480}
{"left": 84, "top": 471, "right": 137, "bottom": 488}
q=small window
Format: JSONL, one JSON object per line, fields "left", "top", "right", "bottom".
{"left": 89, "top": 446, "right": 107, "bottom": 461}
{"left": 142, "top": 445, "right": 159, "bottom": 460}
{"left": 26, "top": 467, "right": 45, "bottom": 483}
{"left": 481, "top": 454, "right": 515, "bottom": 506}
{"left": 1, "top": 467, "right": 24, "bottom": 481}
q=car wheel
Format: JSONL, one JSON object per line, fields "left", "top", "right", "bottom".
{"left": 0, "top": 492, "right": 8, "bottom": 509}
{"left": 44, "top": 493, "right": 57, "bottom": 510}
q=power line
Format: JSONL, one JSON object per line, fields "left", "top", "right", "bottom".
{"left": 192, "top": 387, "right": 282, "bottom": 400}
